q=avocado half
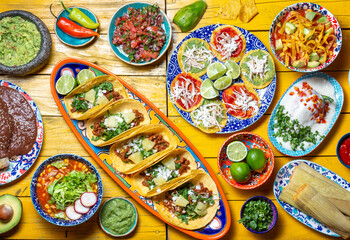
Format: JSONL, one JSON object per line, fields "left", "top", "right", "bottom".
{"left": 0, "top": 195, "right": 22, "bottom": 234}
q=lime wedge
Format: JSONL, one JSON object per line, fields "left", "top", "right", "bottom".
{"left": 214, "top": 76, "right": 232, "bottom": 90}
{"left": 226, "top": 141, "right": 248, "bottom": 162}
{"left": 56, "top": 74, "right": 77, "bottom": 95}
{"left": 77, "top": 69, "right": 96, "bottom": 85}
{"left": 225, "top": 60, "right": 240, "bottom": 79}
{"left": 207, "top": 62, "right": 227, "bottom": 80}
{"left": 200, "top": 79, "right": 219, "bottom": 99}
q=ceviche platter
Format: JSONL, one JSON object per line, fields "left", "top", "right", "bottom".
{"left": 1, "top": 0, "right": 350, "bottom": 240}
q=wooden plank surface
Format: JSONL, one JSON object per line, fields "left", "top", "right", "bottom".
{"left": 1, "top": 0, "right": 350, "bottom": 239}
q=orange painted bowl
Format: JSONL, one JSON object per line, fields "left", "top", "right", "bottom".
{"left": 217, "top": 132, "right": 274, "bottom": 189}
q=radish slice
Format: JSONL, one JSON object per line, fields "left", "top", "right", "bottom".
{"left": 74, "top": 199, "right": 90, "bottom": 214}
{"left": 80, "top": 192, "right": 97, "bottom": 207}
{"left": 65, "top": 205, "right": 82, "bottom": 220}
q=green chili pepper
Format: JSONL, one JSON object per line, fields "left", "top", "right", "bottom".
{"left": 60, "top": 1, "right": 99, "bottom": 29}
{"left": 173, "top": 0, "right": 207, "bottom": 32}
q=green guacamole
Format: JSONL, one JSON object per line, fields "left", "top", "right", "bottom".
{"left": 100, "top": 198, "right": 136, "bottom": 235}
{"left": 0, "top": 16, "right": 41, "bottom": 67}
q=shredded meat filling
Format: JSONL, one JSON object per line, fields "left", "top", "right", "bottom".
{"left": 149, "top": 134, "right": 170, "bottom": 151}
{"left": 176, "top": 157, "right": 190, "bottom": 175}
{"left": 115, "top": 146, "right": 131, "bottom": 163}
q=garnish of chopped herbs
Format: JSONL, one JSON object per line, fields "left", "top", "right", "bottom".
{"left": 238, "top": 199, "right": 273, "bottom": 232}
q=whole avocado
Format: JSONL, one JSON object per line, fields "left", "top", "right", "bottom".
{"left": 173, "top": 0, "right": 207, "bottom": 32}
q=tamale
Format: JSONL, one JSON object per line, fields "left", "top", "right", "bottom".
{"left": 279, "top": 163, "right": 350, "bottom": 216}
{"left": 294, "top": 184, "right": 350, "bottom": 239}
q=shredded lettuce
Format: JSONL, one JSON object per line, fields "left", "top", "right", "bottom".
{"left": 47, "top": 170, "right": 97, "bottom": 210}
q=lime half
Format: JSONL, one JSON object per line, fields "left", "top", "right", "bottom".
{"left": 77, "top": 69, "right": 96, "bottom": 85}
{"left": 225, "top": 60, "right": 240, "bottom": 79}
{"left": 56, "top": 75, "right": 77, "bottom": 95}
{"left": 226, "top": 141, "right": 248, "bottom": 162}
{"left": 200, "top": 79, "right": 219, "bottom": 99}
{"left": 207, "top": 62, "right": 227, "bottom": 80}
{"left": 214, "top": 76, "right": 232, "bottom": 90}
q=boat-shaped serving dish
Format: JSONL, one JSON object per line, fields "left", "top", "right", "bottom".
{"left": 273, "top": 160, "right": 349, "bottom": 237}
{"left": 268, "top": 72, "right": 344, "bottom": 157}
{"left": 50, "top": 58, "right": 230, "bottom": 239}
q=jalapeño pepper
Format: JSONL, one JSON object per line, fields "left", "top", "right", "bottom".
{"left": 173, "top": 0, "right": 207, "bottom": 32}
{"left": 60, "top": 1, "right": 99, "bottom": 29}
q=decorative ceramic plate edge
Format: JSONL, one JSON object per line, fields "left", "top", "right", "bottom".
{"left": 273, "top": 159, "right": 348, "bottom": 237}
{"left": 267, "top": 72, "right": 344, "bottom": 157}
{"left": 0, "top": 80, "right": 44, "bottom": 185}
{"left": 50, "top": 58, "right": 231, "bottom": 240}
{"left": 166, "top": 24, "right": 276, "bottom": 134}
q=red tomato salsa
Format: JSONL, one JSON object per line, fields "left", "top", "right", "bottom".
{"left": 171, "top": 73, "right": 202, "bottom": 111}
{"left": 213, "top": 27, "right": 244, "bottom": 58}
{"left": 112, "top": 5, "right": 166, "bottom": 63}
{"left": 339, "top": 137, "right": 350, "bottom": 166}
{"left": 36, "top": 159, "right": 98, "bottom": 218}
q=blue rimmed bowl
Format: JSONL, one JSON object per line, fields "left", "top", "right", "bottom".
{"left": 54, "top": 6, "right": 99, "bottom": 47}
{"left": 269, "top": 2, "right": 342, "bottom": 72}
{"left": 336, "top": 133, "right": 350, "bottom": 168}
{"left": 107, "top": 2, "right": 172, "bottom": 66}
{"left": 99, "top": 197, "right": 138, "bottom": 237}
{"left": 30, "top": 154, "right": 103, "bottom": 226}
{"left": 240, "top": 196, "right": 278, "bottom": 234}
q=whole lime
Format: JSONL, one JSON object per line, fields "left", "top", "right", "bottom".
{"left": 230, "top": 162, "right": 251, "bottom": 183}
{"left": 246, "top": 148, "right": 266, "bottom": 173}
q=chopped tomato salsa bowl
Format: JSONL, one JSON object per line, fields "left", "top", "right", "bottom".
{"left": 269, "top": 2, "right": 342, "bottom": 72}
{"left": 108, "top": 2, "right": 172, "bottom": 66}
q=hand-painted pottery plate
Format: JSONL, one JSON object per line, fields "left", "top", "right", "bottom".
{"left": 54, "top": 6, "right": 99, "bottom": 47}
{"left": 0, "top": 80, "right": 44, "bottom": 185}
{"left": 273, "top": 160, "right": 349, "bottom": 237}
{"left": 167, "top": 24, "right": 276, "bottom": 134}
{"left": 108, "top": 2, "right": 172, "bottom": 66}
{"left": 50, "top": 58, "right": 231, "bottom": 240}
{"left": 30, "top": 154, "right": 103, "bottom": 226}
{"left": 217, "top": 132, "right": 274, "bottom": 189}
{"left": 268, "top": 72, "right": 344, "bottom": 157}
{"left": 269, "top": 2, "right": 342, "bottom": 72}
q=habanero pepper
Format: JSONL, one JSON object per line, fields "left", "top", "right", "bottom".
{"left": 60, "top": 1, "right": 99, "bottom": 29}
{"left": 57, "top": 17, "right": 99, "bottom": 38}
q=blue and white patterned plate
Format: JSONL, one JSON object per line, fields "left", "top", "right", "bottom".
{"left": 30, "top": 154, "right": 103, "bottom": 226}
{"left": 273, "top": 160, "right": 349, "bottom": 237}
{"left": 268, "top": 72, "right": 344, "bottom": 157}
{"left": 269, "top": 2, "right": 342, "bottom": 72}
{"left": 0, "top": 80, "right": 44, "bottom": 185}
{"left": 166, "top": 24, "right": 276, "bottom": 134}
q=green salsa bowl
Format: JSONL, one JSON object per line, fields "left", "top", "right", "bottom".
{"left": 99, "top": 197, "right": 138, "bottom": 237}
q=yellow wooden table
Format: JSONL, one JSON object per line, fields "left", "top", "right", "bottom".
{"left": 1, "top": 0, "right": 349, "bottom": 239}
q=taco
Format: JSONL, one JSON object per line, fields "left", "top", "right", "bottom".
{"left": 210, "top": 25, "right": 246, "bottom": 62}
{"left": 190, "top": 99, "right": 228, "bottom": 133}
{"left": 110, "top": 124, "right": 177, "bottom": 175}
{"left": 64, "top": 75, "right": 127, "bottom": 120}
{"left": 240, "top": 49, "right": 275, "bottom": 89}
{"left": 170, "top": 72, "right": 203, "bottom": 112}
{"left": 86, "top": 99, "right": 150, "bottom": 147}
{"left": 154, "top": 171, "right": 219, "bottom": 230}
{"left": 222, "top": 83, "right": 261, "bottom": 119}
{"left": 178, "top": 38, "right": 213, "bottom": 77}
{"left": 132, "top": 148, "right": 198, "bottom": 197}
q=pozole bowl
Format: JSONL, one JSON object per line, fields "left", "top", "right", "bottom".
{"left": 217, "top": 132, "right": 274, "bottom": 190}
{"left": 269, "top": 2, "right": 342, "bottom": 73}
{"left": 336, "top": 132, "right": 350, "bottom": 169}
{"left": 240, "top": 196, "right": 278, "bottom": 234}
{"left": 30, "top": 154, "right": 103, "bottom": 226}
{"left": 0, "top": 10, "right": 52, "bottom": 76}
{"left": 107, "top": 2, "right": 172, "bottom": 66}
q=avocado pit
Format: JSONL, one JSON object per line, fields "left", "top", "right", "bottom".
{"left": 0, "top": 204, "right": 13, "bottom": 222}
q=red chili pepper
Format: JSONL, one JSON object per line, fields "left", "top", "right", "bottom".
{"left": 57, "top": 17, "right": 99, "bottom": 38}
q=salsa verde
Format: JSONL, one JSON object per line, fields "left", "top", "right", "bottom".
{"left": 0, "top": 16, "right": 41, "bottom": 67}
{"left": 100, "top": 198, "right": 136, "bottom": 235}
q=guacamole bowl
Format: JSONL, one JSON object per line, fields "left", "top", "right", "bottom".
{"left": 99, "top": 197, "right": 138, "bottom": 237}
{"left": 0, "top": 10, "right": 52, "bottom": 76}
